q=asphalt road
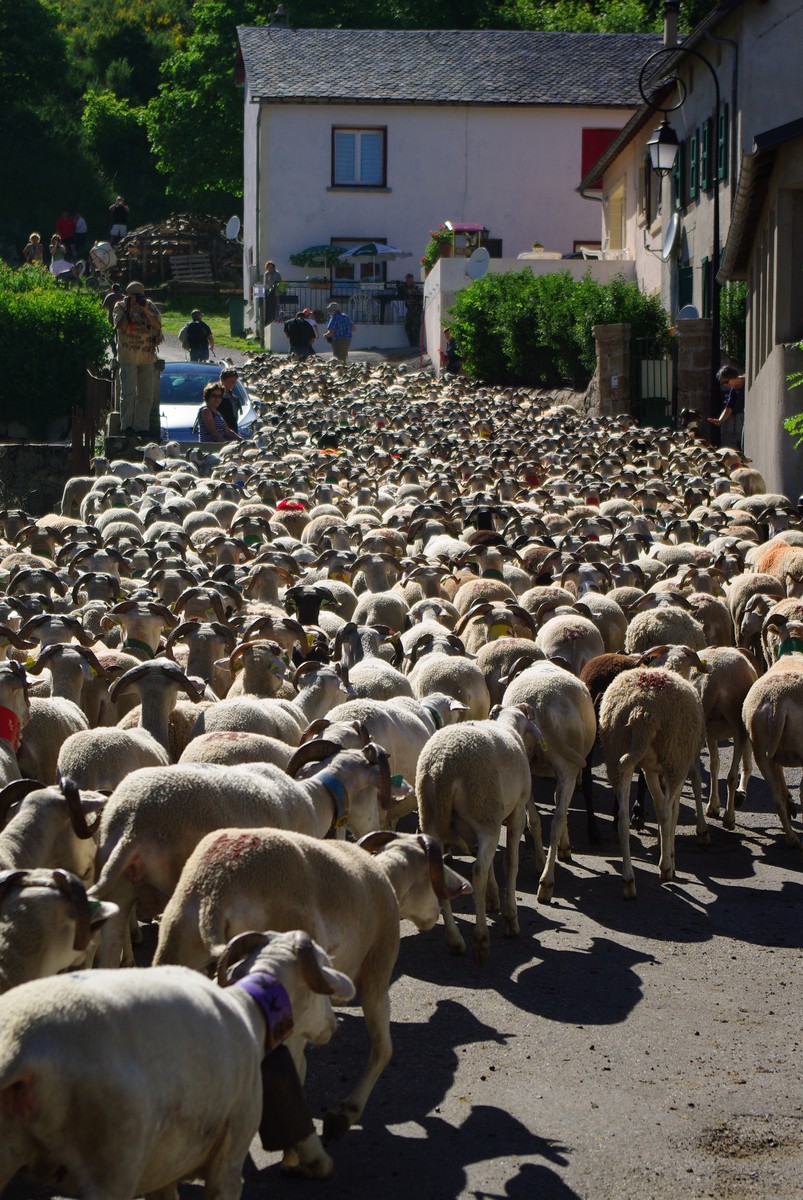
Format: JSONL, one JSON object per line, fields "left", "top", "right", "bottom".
{"left": 7, "top": 750, "right": 802, "bottom": 1200}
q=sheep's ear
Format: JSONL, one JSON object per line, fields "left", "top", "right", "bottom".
{"left": 0, "top": 1073, "right": 36, "bottom": 1121}
{"left": 88, "top": 899, "right": 120, "bottom": 929}
{"left": 318, "top": 965, "right": 356, "bottom": 1005}
{"left": 444, "top": 865, "right": 472, "bottom": 898}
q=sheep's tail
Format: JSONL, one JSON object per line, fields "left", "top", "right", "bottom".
{"left": 556, "top": 742, "right": 587, "bottom": 769}
{"left": 611, "top": 705, "right": 657, "bottom": 782}
{"left": 417, "top": 770, "right": 452, "bottom": 845}
{"left": 198, "top": 892, "right": 228, "bottom": 958}
{"left": 757, "top": 697, "right": 785, "bottom": 761}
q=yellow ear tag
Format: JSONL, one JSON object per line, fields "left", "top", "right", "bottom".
{"left": 25, "top": 656, "right": 36, "bottom": 669}
{"left": 489, "top": 623, "right": 511, "bottom": 640}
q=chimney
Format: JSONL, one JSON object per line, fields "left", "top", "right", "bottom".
{"left": 270, "top": 4, "right": 290, "bottom": 26}
{"left": 663, "top": 0, "right": 680, "bottom": 47}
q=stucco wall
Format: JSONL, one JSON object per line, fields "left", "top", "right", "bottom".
{"left": 746, "top": 342, "right": 803, "bottom": 499}
{"left": 245, "top": 102, "right": 635, "bottom": 294}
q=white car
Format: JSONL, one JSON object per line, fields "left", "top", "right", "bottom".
{"left": 159, "top": 363, "right": 257, "bottom": 442}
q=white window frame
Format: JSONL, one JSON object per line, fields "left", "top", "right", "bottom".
{"left": 332, "top": 127, "right": 386, "bottom": 188}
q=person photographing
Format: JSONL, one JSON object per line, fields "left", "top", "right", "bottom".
{"left": 113, "top": 281, "right": 162, "bottom": 439}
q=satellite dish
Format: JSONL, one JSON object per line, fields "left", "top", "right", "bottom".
{"left": 676, "top": 304, "right": 700, "bottom": 320}
{"left": 225, "top": 216, "right": 241, "bottom": 242}
{"left": 661, "top": 211, "right": 680, "bottom": 262}
{"left": 466, "top": 246, "right": 490, "bottom": 281}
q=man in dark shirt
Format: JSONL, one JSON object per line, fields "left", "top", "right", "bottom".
{"left": 709, "top": 365, "right": 745, "bottom": 450}
{"left": 284, "top": 310, "right": 315, "bottom": 359}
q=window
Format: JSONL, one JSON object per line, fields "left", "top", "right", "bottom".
{"left": 581, "top": 127, "right": 622, "bottom": 189}
{"left": 688, "top": 131, "right": 699, "bottom": 200}
{"left": 607, "top": 182, "right": 625, "bottom": 251}
{"left": 332, "top": 128, "right": 386, "bottom": 187}
{"left": 717, "top": 105, "right": 729, "bottom": 182}
{"left": 700, "top": 118, "right": 712, "bottom": 192}
{"left": 671, "top": 140, "right": 685, "bottom": 210}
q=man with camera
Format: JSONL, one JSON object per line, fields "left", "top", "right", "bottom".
{"left": 113, "top": 281, "right": 162, "bottom": 439}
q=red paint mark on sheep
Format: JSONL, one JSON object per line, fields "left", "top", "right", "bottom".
{"left": 635, "top": 670, "right": 669, "bottom": 690}
{"left": 202, "top": 832, "right": 262, "bottom": 864}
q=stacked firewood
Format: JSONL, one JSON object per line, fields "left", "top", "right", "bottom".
{"left": 114, "top": 214, "right": 242, "bottom": 285}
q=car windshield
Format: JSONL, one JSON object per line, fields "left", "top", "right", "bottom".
{"left": 160, "top": 369, "right": 247, "bottom": 407}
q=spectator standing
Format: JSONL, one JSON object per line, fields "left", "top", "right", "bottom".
{"left": 284, "top": 310, "right": 315, "bottom": 360}
{"left": 179, "top": 310, "right": 215, "bottom": 362}
{"left": 263, "top": 260, "right": 282, "bottom": 325}
{"left": 102, "top": 283, "right": 124, "bottom": 352}
{"left": 48, "top": 234, "right": 64, "bottom": 265}
{"left": 218, "top": 367, "right": 241, "bottom": 433}
{"left": 109, "top": 196, "right": 129, "bottom": 245}
{"left": 324, "top": 302, "right": 355, "bottom": 363}
{"left": 302, "top": 307, "right": 319, "bottom": 345}
{"left": 443, "top": 326, "right": 461, "bottom": 374}
{"left": 113, "top": 281, "right": 162, "bottom": 439}
{"left": 73, "top": 211, "right": 88, "bottom": 258}
{"left": 55, "top": 210, "right": 76, "bottom": 256}
{"left": 397, "top": 272, "right": 423, "bottom": 348}
{"left": 49, "top": 245, "right": 80, "bottom": 282}
{"left": 22, "top": 233, "right": 44, "bottom": 265}
{"left": 708, "top": 365, "right": 745, "bottom": 450}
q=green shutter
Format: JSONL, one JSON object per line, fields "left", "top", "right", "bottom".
{"left": 717, "top": 104, "right": 729, "bottom": 181}
{"left": 700, "top": 119, "right": 711, "bottom": 192}
{"left": 672, "top": 141, "right": 685, "bottom": 210}
{"left": 688, "top": 131, "right": 698, "bottom": 200}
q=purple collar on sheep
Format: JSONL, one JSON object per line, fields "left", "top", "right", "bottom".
{"left": 234, "top": 972, "right": 294, "bottom": 1055}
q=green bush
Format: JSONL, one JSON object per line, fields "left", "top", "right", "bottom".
{"left": 448, "top": 269, "right": 669, "bottom": 387}
{"left": 0, "top": 264, "right": 110, "bottom": 438}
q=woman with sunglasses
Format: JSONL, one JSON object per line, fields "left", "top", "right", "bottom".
{"left": 195, "top": 381, "right": 244, "bottom": 443}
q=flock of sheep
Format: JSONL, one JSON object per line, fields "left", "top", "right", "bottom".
{"left": 0, "top": 354, "right": 801, "bottom": 1198}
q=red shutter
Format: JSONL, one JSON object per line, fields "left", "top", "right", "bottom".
{"left": 582, "top": 128, "right": 621, "bottom": 190}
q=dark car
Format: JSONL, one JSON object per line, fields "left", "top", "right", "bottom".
{"left": 158, "top": 362, "right": 257, "bottom": 443}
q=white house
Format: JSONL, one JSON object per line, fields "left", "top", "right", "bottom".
{"left": 236, "top": 25, "right": 660, "bottom": 350}
{"left": 579, "top": 0, "right": 803, "bottom": 495}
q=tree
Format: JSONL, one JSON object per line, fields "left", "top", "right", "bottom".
{"left": 0, "top": 0, "right": 67, "bottom": 107}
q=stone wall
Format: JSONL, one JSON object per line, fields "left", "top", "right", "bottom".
{"left": 0, "top": 445, "right": 73, "bottom": 516}
{"left": 591, "top": 323, "right": 630, "bottom": 416}
{"left": 676, "top": 317, "right": 713, "bottom": 416}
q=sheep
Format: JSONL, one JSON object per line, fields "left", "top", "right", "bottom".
{"left": 691, "top": 646, "right": 758, "bottom": 830}
{"left": 0, "top": 778, "right": 105, "bottom": 882}
{"left": 17, "top": 695, "right": 89, "bottom": 785}
{"left": 624, "top": 604, "right": 707, "bottom": 654}
{"left": 475, "top": 637, "right": 545, "bottom": 706}
{"left": 0, "top": 868, "right": 118, "bottom": 993}
{"left": 535, "top": 611, "right": 605, "bottom": 674}
{"left": 178, "top": 730, "right": 294, "bottom": 770}
{"left": 416, "top": 705, "right": 543, "bottom": 964}
{"left": 0, "top": 661, "right": 30, "bottom": 787}
{"left": 0, "top": 929, "right": 354, "bottom": 1193}
{"left": 598, "top": 667, "right": 705, "bottom": 896}
{"left": 408, "top": 651, "right": 491, "bottom": 720}
{"left": 501, "top": 660, "right": 596, "bottom": 902}
{"left": 188, "top": 697, "right": 303, "bottom": 746}
{"left": 742, "top": 645, "right": 803, "bottom": 850}
{"left": 154, "top": 827, "right": 469, "bottom": 1143}
{"left": 90, "top": 746, "right": 396, "bottom": 966}
{"left": 57, "top": 727, "right": 170, "bottom": 791}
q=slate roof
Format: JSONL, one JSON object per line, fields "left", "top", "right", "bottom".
{"left": 237, "top": 28, "right": 662, "bottom": 108}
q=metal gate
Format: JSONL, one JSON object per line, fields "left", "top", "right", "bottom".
{"left": 631, "top": 336, "right": 678, "bottom": 428}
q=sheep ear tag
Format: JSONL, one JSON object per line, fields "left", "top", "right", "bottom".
{"left": 24, "top": 656, "right": 36, "bottom": 669}
{"left": 489, "top": 623, "right": 511, "bottom": 640}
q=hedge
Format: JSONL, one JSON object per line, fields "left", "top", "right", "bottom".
{"left": 0, "top": 264, "right": 110, "bottom": 439}
{"left": 448, "top": 269, "right": 670, "bottom": 387}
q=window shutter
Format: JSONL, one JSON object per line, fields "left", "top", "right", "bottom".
{"left": 671, "top": 141, "right": 685, "bottom": 210}
{"left": 688, "top": 131, "right": 698, "bottom": 200}
{"left": 333, "top": 132, "right": 356, "bottom": 184}
{"left": 717, "top": 105, "right": 729, "bottom": 181}
{"left": 700, "top": 119, "right": 711, "bottom": 192}
{"left": 360, "top": 132, "right": 383, "bottom": 185}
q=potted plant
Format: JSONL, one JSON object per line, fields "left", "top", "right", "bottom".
{"left": 532, "top": 241, "right": 544, "bottom": 252}
{"left": 421, "top": 225, "right": 454, "bottom": 274}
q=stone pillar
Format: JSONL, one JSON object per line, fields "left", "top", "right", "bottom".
{"left": 676, "top": 317, "right": 713, "bottom": 415}
{"left": 592, "top": 323, "right": 630, "bottom": 416}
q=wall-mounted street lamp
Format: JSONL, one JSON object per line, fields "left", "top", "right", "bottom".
{"left": 638, "top": 44, "right": 722, "bottom": 429}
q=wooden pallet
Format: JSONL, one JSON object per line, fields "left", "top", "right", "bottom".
{"left": 168, "top": 253, "right": 218, "bottom": 297}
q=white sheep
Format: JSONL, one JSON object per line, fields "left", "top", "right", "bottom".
{"left": 56, "top": 726, "right": 170, "bottom": 791}
{"left": 599, "top": 666, "right": 705, "bottom": 896}
{"left": 417, "top": 705, "right": 543, "bottom": 964}
{"left": 0, "top": 929, "right": 354, "bottom": 1192}
{"left": 154, "top": 827, "right": 469, "bottom": 1144}
{"left": 742, "top": 647, "right": 803, "bottom": 850}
